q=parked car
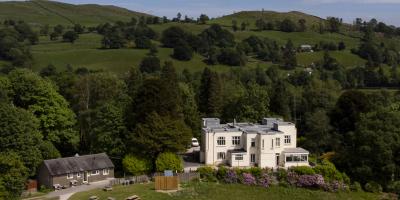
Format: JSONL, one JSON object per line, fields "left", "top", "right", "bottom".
{"left": 191, "top": 138, "right": 199, "bottom": 147}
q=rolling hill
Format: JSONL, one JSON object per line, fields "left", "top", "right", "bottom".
{"left": 0, "top": 0, "right": 152, "bottom": 27}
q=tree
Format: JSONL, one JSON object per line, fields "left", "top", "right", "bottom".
{"left": 155, "top": 152, "right": 183, "bottom": 172}
{"left": 199, "top": 14, "right": 209, "bottom": 24}
{"left": 217, "top": 48, "right": 246, "bottom": 66}
{"left": 326, "top": 17, "right": 342, "bottom": 33}
{"left": 173, "top": 42, "right": 193, "bottom": 61}
{"left": 255, "top": 19, "right": 266, "bottom": 31}
{"left": 40, "top": 24, "right": 50, "bottom": 36}
{"left": 283, "top": 40, "right": 297, "bottom": 69}
{"left": 280, "top": 19, "right": 297, "bottom": 32}
{"left": 235, "top": 83, "right": 270, "bottom": 122}
{"left": 50, "top": 32, "right": 59, "bottom": 41}
{"left": 198, "top": 67, "right": 223, "bottom": 117}
{"left": 241, "top": 22, "right": 247, "bottom": 31}
{"left": 129, "top": 112, "right": 191, "bottom": 159}
{"left": 62, "top": 30, "right": 79, "bottom": 43}
{"left": 53, "top": 24, "right": 64, "bottom": 35}
{"left": 298, "top": 19, "right": 307, "bottom": 32}
{"left": 0, "top": 152, "right": 28, "bottom": 200}
{"left": 161, "top": 26, "right": 187, "bottom": 48}
{"left": 0, "top": 103, "right": 43, "bottom": 176}
{"left": 135, "top": 36, "right": 152, "bottom": 49}
{"left": 338, "top": 41, "right": 346, "bottom": 50}
{"left": 232, "top": 20, "right": 238, "bottom": 32}
{"left": 73, "top": 24, "right": 85, "bottom": 34}
{"left": 179, "top": 83, "right": 201, "bottom": 137}
{"left": 123, "top": 154, "right": 152, "bottom": 175}
{"left": 101, "top": 30, "right": 126, "bottom": 49}
{"left": 8, "top": 69, "right": 78, "bottom": 156}
{"left": 321, "top": 51, "right": 339, "bottom": 70}
{"left": 303, "top": 110, "right": 336, "bottom": 154}
{"left": 139, "top": 56, "right": 161, "bottom": 73}
{"left": 199, "top": 24, "right": 235, "bottom": 48}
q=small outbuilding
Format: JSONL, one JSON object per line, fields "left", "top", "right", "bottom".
{"left": 299, "top": 44, "right": 313, "bottom": 52}
{"left": 37, "top": 153, "right": 114, "bottom": 189}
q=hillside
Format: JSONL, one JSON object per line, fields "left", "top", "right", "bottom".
{"left": 211, "top": 10, "right": 325, "bottom": 29}
{"left": 0, "top": 0, "right": 151, "bottom": 26}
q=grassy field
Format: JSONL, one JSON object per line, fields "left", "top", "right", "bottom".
{"left": 297, "top": 50, "right": 366, "bottom": 67}
{"left": 0, "top": 0, "right": 149, "bottom": 27}
{"left": 69, "top": 182, "right": 381, "bottom": 200}
{"left": 31, "top": 33, "right": 271, "bottom": 74}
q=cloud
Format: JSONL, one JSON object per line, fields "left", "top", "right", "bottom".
{"left": 303, "top": 0, "right": 400, "bottom": 4}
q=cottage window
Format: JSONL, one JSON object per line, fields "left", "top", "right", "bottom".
{"left": 284, "top": 135, "right": 291, "bottom": 144}
{"left": 217, "top": 137, "right": 225, "bottom": 146}
{"left": 76, "top": 172, "right": 81, "bottom": 178}
{"left": 235, "top": 154, "right": 243, "bottom": 161}
{"left": 67, "top": 173, "right": 73, "bottom": 179}
{"left": 285, "top": 154, "right": 308, "bottom": 162}
{"left": 276, "top": 138, "right": 281, "bottom": 147}
{"left": 91, "top": 170, "right": 100, "bottom": 175}
{"left": 250, "top": 154, "right": 256, "bottom": 163}
{"left": 103, "top": 169, "right": 109, "bottom": 175}
{"left": 217, "top": 152, "right": 226, "bottom": 160}
{"left": 232, "top": 136, "right": 240, "bottom": 145}
{"left": 251, "top": 138, "right": 255, "bottom": 147}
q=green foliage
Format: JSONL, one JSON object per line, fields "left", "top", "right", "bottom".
{"left": 155, "top": 152, "right": 183, "bottom": 172}
{"left": 216, "top": 166, "right": 228, "bottom": 180}
{"left": 364, "top": 182, "right": 382, "bottom": 193}
{"left": 0, "top": 103, "right": 43, "bottom": 176}
{"left": 198, "top": 67, "right": 223, "bottom": 117}
{"left": 198, "top": 166, "right": 218, "bottom": 182}
{"left": 130, "top": 112, "right": 191, "bottom": 158}
{"left": 0, "top": 152, "right": 28, "bottom": 200}
{"left": 314, "top": 159, "right": 344, "bottom": 183}
{"left": 122, "top": 154, "right": 152, "bottom": 175}
{"left": 234, "top": 83, "right": 270, "bottom": 122}
{"left": 291, "top": 166, "right": 316, "bottom": 175}
{"left": 63, "top": 30, "right": 79, "bottom": 43}
{"left": 8, "top": 69, "right": 78, "bottom": 155}
{"left": 387, "top": 181, "right": 400, "bottom": 195}
{"left": 135, "top": 37, "right": 152, "bottom": 49}
{"left": 350, "top": 182, "right": 363, "bottom": 192}
{"left": 173, "top": 43, "right": 193, "bottom": 61}
{"left": 139, "top": 56, "right": 161, "bottom": 73}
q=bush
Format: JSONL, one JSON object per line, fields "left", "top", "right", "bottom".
{"left": 296, "top": 174, "right": 325, "bottom": 189}
{"left": 364, "top": 181, "right": 382, "bottom": 193}
{"left": 275, "top": 168, "right": 288, "bottom": 182}
{"left": 291, "top": 166, "right": 315, "bottom": 175}
{"left": 197, "top": 166, "right": 217, "bottom": 182}
{"left": 224, "top": 169, "right": 238, "bottom": 184}
{"left": 350, "top": 181, "right": 362, "bottom": 192}
{"left": 216, "top": 166, "right": 228, "bottom": 180}
{"left": 241, "top": 173, "right": 256, "bottom": 185}
{"left": 314, "top": 159, "right": 343, "bottom": 182}
{"left": 286, "top": 172, "right": 299, "bottom": 186}
{"left": 122, "top": 154, "right": 152, "bottom": 175}
{"left": 62, "top": 31, "right": 79, "bottom": 43}
{"left": 135, "top": 37, "right": 152, "bottom": 49}
{"left": 155, "top": 152, "right": 183, "bottom": 172}
{"left": 249, "top": 167, "right": 263, "bottom": 178}
{"left": 387, "top": 181, "right": 400, "bottom": 195}
{"left": 258, "top": 173, "right": 272, "bottom": 188}
{"left": 139, "top": 56, "right": 161, "bottom": 73}
{"left": 172, "top": 43, "right": 193, "bottom": 61}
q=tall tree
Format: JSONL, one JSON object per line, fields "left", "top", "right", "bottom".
{"left": 198, "top": 67, "right": 223, "bottom": 117}
{"left": 0, "top": 152, "right": 28, "bottom": 200}
{"left": 283, "top": 40, "right": 297, "bottom": 69}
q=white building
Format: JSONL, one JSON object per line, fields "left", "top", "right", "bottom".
{"left": 200, "top": 118, "right": 309, "bottom": 169}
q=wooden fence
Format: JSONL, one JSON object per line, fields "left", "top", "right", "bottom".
{"left": 154, "top": 176, "right": 179, "bottom": 190}
{"left": 109, "top": 175, "right": 149, "bottom": 186}
{"left": 152, "top": 172, "right": 200, "bottom": 183}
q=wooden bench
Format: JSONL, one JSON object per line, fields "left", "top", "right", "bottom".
{"left": 125, "top": 195, "right": 141, "bottom": 200}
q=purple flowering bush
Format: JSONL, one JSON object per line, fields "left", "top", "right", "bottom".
{"left": 241, "top": 173, "right": 257, "bottom": 185}
{"left": 296, "top": 174, "right": 325, "bottom": 189}
{"left": 258, "top": 173, "right": 272, "bottom": 188}
{"left": 224, "top": 169, "right": 238, "bottom": 184}
{"left": 286, "top": 171, "right": 299, "bottom": 185}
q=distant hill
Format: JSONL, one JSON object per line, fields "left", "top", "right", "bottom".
{"left": 211, "top": 10, "right": 326, "bottom": 29}
{"left": 0, "top": 0, "right": 152, "bottom": 27}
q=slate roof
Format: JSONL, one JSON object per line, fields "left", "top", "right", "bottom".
{"left": 283, "top": 148, "right": 309, "bottom": 154}
{"left": 43, "top": 153, "right": 114, "bottom": 176}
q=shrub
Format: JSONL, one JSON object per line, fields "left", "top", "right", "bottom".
{"left": 197, "top": 166, "right": 217, "bottom": 182}
{"left": 296, "top": 174, "right": 325, "bottom": 189}
{"left": 350, "top": 181, "right": 362, "bottom": 192}
{"left": 286, "top": 171, "right": 299, "bottom": 186}
{"left": 314, "top": 159, "right": 343, "bottom": 182}
{"left": 155, "top": 152, "right": 183, "bottom": 172}
{"left": 387, "top": 181, "right": 400, "bottom": 195}
{"left": 216, "top": 166, "right": 228, "bottom": 180}
{"left": 122, "top": 154, "right": 152, "bottom": 175}
{"left": 241, "top": 173, "right": 256, "bottom": 185}
{"left": 291, "top": 166, "right": 315, "bottom": 175}
{"left": 224, "top": 169, "right": 238, "bottom": 184}
{"left": 139, "top": 56, "right": 161, "bottom": 73}
{"left": 172, "top": 43, "right": 193, "bottom": 61}
{"left": 324, "top": 180, "right": 347, "bottom": 192}
{"left": 364, "top": 181, "right": 382, "bottom": 193}
{"left": 258, "top": 173, "right": 272, "bottom": 188}
{"left": 135, "top": 36, "right": 152, "bottom": 49}
{"left": 276, "top": 168, "right": 288, "bottom": 182}
{"left": 249, "top": 167, "right": 263, "bottom": 178}
{"left": 62, "top": 30, "right": 79, "bottom": 43}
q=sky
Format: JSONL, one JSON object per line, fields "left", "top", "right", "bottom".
{"left": 54, "top": 0, "right": 400, "bottom": 26}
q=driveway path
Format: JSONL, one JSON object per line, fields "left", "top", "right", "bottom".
{"left": 45, "top": 179, "right": 113, "bottom": 200}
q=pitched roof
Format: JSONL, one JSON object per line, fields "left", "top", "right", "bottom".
{"left": 43, "top": 153, "right": 114, "bottom": 176}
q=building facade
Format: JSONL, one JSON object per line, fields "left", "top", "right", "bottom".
{"left": 200, "top": 118, "right": 309, "bottom": 169}
{"left": 37, "top": 153, "right": 114, "bottom": 189}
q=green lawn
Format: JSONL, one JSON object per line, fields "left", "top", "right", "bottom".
{"left": 297, "top": 50, "right": 366, "bottom": 67}
{"left": 69, "top": 182, "right": 381, "bottom": 200}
